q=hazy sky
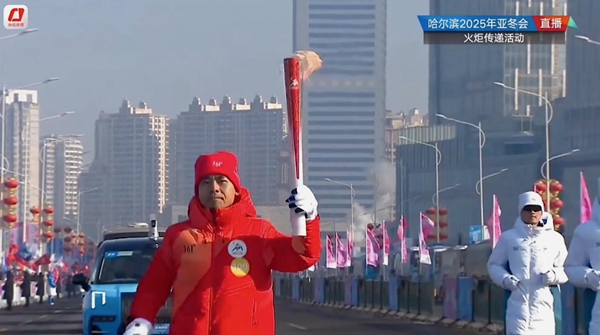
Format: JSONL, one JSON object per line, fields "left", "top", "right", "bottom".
{"left": 0, "top": 0, "right": 428, "bottom": 159}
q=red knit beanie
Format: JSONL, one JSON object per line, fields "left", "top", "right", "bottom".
{"left": 194, "top": 151, "right": 242, "bottom": 191}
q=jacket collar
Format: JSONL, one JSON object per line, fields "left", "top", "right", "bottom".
{"left": 187, "top": 188, "right": 257, "bottom": 233}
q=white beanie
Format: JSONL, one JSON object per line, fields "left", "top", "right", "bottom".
{"left": 518, "top": 191, "right": 544, "bottom": 212}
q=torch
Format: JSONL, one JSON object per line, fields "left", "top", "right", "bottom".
{"left": 283, "top": 51, "right": 322, "bottom": 236}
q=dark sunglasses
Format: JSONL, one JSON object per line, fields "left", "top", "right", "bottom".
{"left": 522, "top": 205, "right": 542, "bottom": 212}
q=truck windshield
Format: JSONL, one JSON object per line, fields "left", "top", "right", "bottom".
{"left": 95, "top": 247, "right": 156, "bottom": 284}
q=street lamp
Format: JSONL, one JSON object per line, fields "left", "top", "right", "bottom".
{"left": 0, "top": 28, "right": 39, "bottom": 41}
{"left": 539, "top": 149, "right": 580, "bottom": 206}
{"left": 574, "top": 35, "right": 600, "bottom": 45}
{"left": 476, "top": 169, "right": 509, "bottom": 195}
{"left": 77, "top": 187, "right": 103, "bottom": 234}
{"left": 324, "top": 177, "right": 355, "bottom": 241}
{"left": 1, "top": 77, "right": 61, "bottom": 195}
{"left": 494, "top": 81, "right": 554, "bottom": 212}
{"left": 431, "top": 184, "right": 462, "bottom": 206}
{"left": 19, "top": 111, "right": 75, "bottom": 244}
{"left": 399, "top": 136, "right": 442, "bottom": 243}
{"left": 437, "top": 114, "right": 486, "bottom": 226}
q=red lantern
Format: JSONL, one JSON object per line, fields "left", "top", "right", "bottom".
{"left": 550, "top": 181, "right": 563, "bottom": 193}
{"left": 78, "top": 233, "right": 85, "bottom": 238}
{"left": 43, "top": 206, "right": 54, "bottom": 215}
{"left": 425, "top": 207, "right": 436, "bottom": 215}
{"left": 427, "top": 233, "right": 436, "bottom": 240}
{"left": 440, "top": 233, "right": 449, "bottom": 240}
{"left": 554, "top": 216, "right": 565, "bottom": 225}
{"left": 63, "top": 236, "right": 72, "bottom": 243}
{"left": 3, "top": 178, "right": 18, "bottom": 189}
{"left": 78, "top": 240, "right": 85, "bottom": 246}
{"left": 42, "top": 232, "right": 53, "bottom": 239}
{"left": 551, "top": 199, "right": 564, "bottom": 210}
{"left": 534, "top": 182, "right": 547, "bottom": 193}
{"left": 439, "top": 221, "right": 449, "bottom": 228}
{"left": 29, "top": 206, "right": 40, "bottom": 215}
{"left": 42, "top": 220, "right": 54, "bottom": 227}
{"left": 3, "top": 196, "right": 18, "bottom": 206}
{"left": 3, "top": 213, "right": 17, "bottom": 223}
{"left": 79, "top": 249, "right": 85, "bottom": 255}
{"left": 63, "top": 246, "right": 72, "bottom": 252}
{"left": 53, "top": 227, "right": 61, "bottom": 234}
{"left": 366, "top": 223, "right": 374, "bottom": 231}
{"left": 63, "top": 226, "right": 72, "bottom": 234}
{"left": 439, "top": 208, "right": 449, "bottom": 215}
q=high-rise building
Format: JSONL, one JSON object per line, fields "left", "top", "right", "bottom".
{"left": 39, "top": 135, "right": 84, "bottom": 228}
{"left": 292, "top": 0, "right": 388, "bottom": 220}
{"left": 79, "top": 100, "right": 168, "bottom": 231}
{"left": 1, "top": 90, "right": 41, "bottom": 223}
{"left": 171, "top": 95, "right": 285, "bottom": 206}
{"left": 429, "top": 0, "right": 567, "bottom": 124}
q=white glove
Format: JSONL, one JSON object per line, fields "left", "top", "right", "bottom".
{"left": 502, "top": 275, "right": 520, "bottom": 291}
{"left": 585, "top": 271, "right": 600, "bottom": 291}
{"left": 541, "top": 270, "right": 557, "bottom": 286}
{"left": 286, "top": 185, "right": 318, "bottom": 221}
{"left": 123, "top": 318, "right": 153, "bottom": 335}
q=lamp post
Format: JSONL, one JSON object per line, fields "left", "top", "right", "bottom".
{"left": 0, "top": 28, "right": 38, "bottom": 41}
{"left": 399, "top": 136, "right": 442, "bottom": 243}
{"left": 475, "top": 169, "right": 509, "bottom": 195}
{"left": 494, "top": 82, "right": 554, "bottom": 211}
{"left": 538, "top": 149, "right": 580, "bottom": 202}
{"left": 20, "top": 112, "right": 75, "bottom": 244}
{"left": 437, "top": 114, "right": 486, "bottom": 226}
{"left": 77, "top": 187, "right": 103, "bottom": 235}
{"left": 574, "top": 35, "right": 600, "bottom": 45}
{"left": 324, "top": 178, "right": 355, "bottom": 258}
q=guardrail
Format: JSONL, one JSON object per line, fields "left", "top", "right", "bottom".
{"left": 273, "top": 275, "right": 595, "bottom": 335}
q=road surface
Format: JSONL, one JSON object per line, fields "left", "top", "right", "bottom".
{"left": 0, "top": 296, "right": 81, "bottom": 334}
{"left": 275, "top": 301, "right": 480, "bottom": 334}
{"left": 0, "top": 297, "right": 480, "bottom": 334}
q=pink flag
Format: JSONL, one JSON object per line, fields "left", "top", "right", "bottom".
{"left": 397, "top": 217, "right": 408, "bottom": 263}
{"left": 326, "top": 235, "right": 336, "bottom": 269}
{"left": 365, "top": 228, "right": 380, "bottom": 267}
{"left": 346, "top": 229, "right": 353, "bottom": 267}
{"left": 487, "top": 195, "right": 502, "bottom": 248}
{"left": 336, "top": 234, "right": 349, "bottom": 268}
{"left": 419, "top": 213, "right": 432, "bottom": 264}
{"left": 381, "top": 221, "right": 390, "bottom": 265}
{"left": 581, "top": 172, "right": 592, "bottom": 224}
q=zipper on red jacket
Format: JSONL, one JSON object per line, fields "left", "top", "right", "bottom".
{"left": 208, "top": 222, "right": 217, "bottom": 334}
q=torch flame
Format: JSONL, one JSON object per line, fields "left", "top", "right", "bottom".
{"left": 294, "top": 50, "right": 323, "bottom": 81}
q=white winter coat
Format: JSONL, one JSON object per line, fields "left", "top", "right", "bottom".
{"left": 487, "top": 213, "right": 568, "bottom": 335}
{"left": 565, "top": 199, "right": 600, "bottom": 335}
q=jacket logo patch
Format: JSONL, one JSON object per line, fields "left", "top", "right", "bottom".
{"left": 184, "top": 245, "right": 195, "bottom": 253}
{"left": 513, "top": 247, "right": 520, "bottom": 251}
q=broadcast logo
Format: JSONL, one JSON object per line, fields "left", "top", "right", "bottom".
{"left": 4, "top": 5, "right": 28, "bottom": 30}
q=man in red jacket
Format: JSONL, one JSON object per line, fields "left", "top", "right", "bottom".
{"left": 123, "top": 151, "right": 321, "bottom": 335}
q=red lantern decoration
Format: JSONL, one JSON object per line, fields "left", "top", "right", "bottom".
{"left": 43, "top": 206, "right": 54, "bottom": 214}
{"left": 63, "top": 226, "right": 72, "bottom": 234}
{"left": 427, "top": 233, "right": 436, "bottom": 240}
{"left": 366, "top": 223, "right": 374, "bottom": 230}
{"left": 550, "top": 181, "right": 563, "bottom": 193}
{"left": 3, "top": 196, "right": 17, "bottom": 206}
{"left": 42, "top": 232, "right": 53, "bottom": 239}
{"left": 79, "top": 249, "right": 85, "bottom": 255}
{"left": 3, "top": 178, "right": 18, "bottom": 189}
{"left": 78, "top": 240, "right": 85, "bottom": 246}
{"left": 3, "top": 213, "right": 17, "bottom": 223}
{"left": 439, "top": 221, "right": 449, "bottom": 228}
{"left": 78, "top": 233, "right": 85, "bottom": 238}
{"left": 53, "top": 227, "right": 61, "bottom": 234}
{"left": 534, "top": 182, "right": 547, "bottom": 193}
{"left": 63, "top": 246, "right": 72, "bottom": 252}
{"left": 42, "top": 220, "right": 54, "bottom": 227}
{"left": 439, "top": 233, "right": 449, "bottom": 240}
{"left": 554, "top": 216, "right": 565, "bottom": 225}
{"left": 439, "top": 208, "right": 449, "bottom": 215}
{"left": 63, "top": 236, "right": 72, "bottom": 243}
{"left": 29, "top": 206, "right": 40, "bottom": 215}
{"left": 551, "top": 199, "right": 564, "bottom": 210}
{"left": 425, "top": 207, "right": 436, "bottom": 215}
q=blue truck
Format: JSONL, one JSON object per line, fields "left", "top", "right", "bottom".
{"left": 73, "top": 219, "right": 170, "bottom": 335}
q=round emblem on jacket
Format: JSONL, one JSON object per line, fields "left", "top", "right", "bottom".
{"left": 227, "top": 239, "right": 247, "bottom": 258}
{"left": 230, "top": 258, "right": 250, "bottom": 277}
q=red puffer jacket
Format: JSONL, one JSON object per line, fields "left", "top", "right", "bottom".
{"left": 129, "top": 188, "right": 321, "bottom": 335}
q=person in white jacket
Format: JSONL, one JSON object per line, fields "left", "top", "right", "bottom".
{"left": 565, "top": 177, "right": 600, "bottom": 334}
{"left": 487, "top": 191, "right": 568, "bottom": 335}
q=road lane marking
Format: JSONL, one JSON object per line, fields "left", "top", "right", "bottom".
{"left": 39, "top": 315, "right": 47, "bottom": 319}
{"left": 288, "top": 323, "right": 308, "bottom": 330}
{"left": 53, "top": 310, "right": 62, "bottom": 313}
{"left": 17, "top": 320, "right": 30, "bottom": 326}
{"left": 0, "top": 328, "right": 8, "bottom": 332}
